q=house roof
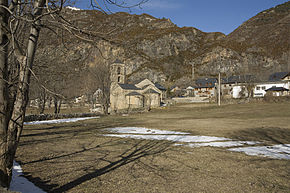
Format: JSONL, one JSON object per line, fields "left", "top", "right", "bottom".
{"left": 265, "top": 86, "right": 289, "bottom": 92}
{"left": 170, "top": 85, "right": 178, "bottom": 90}
{"left": 143, "top": 89, "right": 160, "bottom": 94}
{"left": 222, "top": 75, "right": 256, "bottom": 84}
{"left": 154, "top": 83, "right": 166, "bottom": 91}
{"left": 282, "top": 72, "right": 290, "bottom": 79}
{"left": 268, "top": 72, "right": 289, "bottom": 82}
{"left": 195, "top": 78, "right": 217, "bottom": 88}
{"left": 118, "top": 83, "right": 141, "bottom": 90}
{"left": 125, "top": 91, "right": 143, "bottom": 96}
{"left": 186, "top": 86, "right": 194, "bottom": 90}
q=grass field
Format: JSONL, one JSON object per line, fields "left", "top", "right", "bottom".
{"left": 17, "top": 102, "right": 290, "bottom": 192}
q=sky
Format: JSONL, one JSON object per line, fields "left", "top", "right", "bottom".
{"left": 74, "top": 0, "right": 289, "bottom": 35}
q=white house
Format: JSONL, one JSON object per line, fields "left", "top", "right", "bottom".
{"left": 221, "top": 75, "right": 256, "bottom": 99}
{"left": 185, "top": 86, "right": 195, "bottom": 97}
{"left": 253, "top": 82, "right": 289, "bottom": 97}
{"left": 253, "top": 72, "right": 290, "bottom": 97}
{"left": 232, "top": 86, "right": 249, "bottom": 98}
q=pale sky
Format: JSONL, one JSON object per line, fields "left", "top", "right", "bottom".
{"left": 74, "top": 0, "right": 289, "bottom": 35}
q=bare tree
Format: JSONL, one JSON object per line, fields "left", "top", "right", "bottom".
{"left": 0, "top": 0, "right": 48, "bottom": 187}
{"left": 0, "top": 0, "right": 148, "bottom": 188}
{"left": 84, "top": 62, "right": 110, "bottom": 114}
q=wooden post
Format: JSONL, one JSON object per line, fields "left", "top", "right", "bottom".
{"left": 218, "top": 72, "right": 221, "bottom": 106}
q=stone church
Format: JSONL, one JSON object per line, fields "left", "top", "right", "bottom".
{"left": 110, "top": 60, "right": 165, "bottom": 112}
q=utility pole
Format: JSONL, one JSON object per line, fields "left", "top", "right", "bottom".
{"left": 218, "top": 51, "right": 221, "bottom": 106}
{"left": 218, "top": 72, "right": 221, "bottom": 106}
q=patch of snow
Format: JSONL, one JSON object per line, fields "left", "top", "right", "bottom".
{"left": 105, "top": 127, "right": 190, "bottom": 135}
{"left": 186, "top": 141, "right": 260, "bottom": 148}
{"left": 24, "top": 117, "right": 99, "bottom": 125}
{"left": 103, "top": 127, "right": 290, "bottom": 160}
{"left": 66, "top": 6, "right": 82, "bottom": 11}
{"left": 103, "top": 134, "right": 230, "bottom": 143}
{"left": 10, "top": 161, "right": 46, "bottom": 193}
{"left": 229, "top": 144, "right": 290, "bottom": 160}
{"left": 173, "top": 143, "right": 184, "bottom": 146}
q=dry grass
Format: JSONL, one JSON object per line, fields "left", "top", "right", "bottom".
{"left": 26, "top": 106, "right": 91, "bottom": 115}
{"left": 17, "top": 102, "right": 290, "bottom": 192}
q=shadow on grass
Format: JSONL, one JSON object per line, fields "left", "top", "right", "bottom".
{"left": 230, "top": 127, "right": 290, "bottom": 145}
{"left": 19, "top": 117, "right": 179, "bottom": 192}
{"left": 21, "top": 122, "right": 126, "bottom": 138}
{"left": 21, "top": 139, "right": 173, "bottom": 193}
{"left": 20, "top": 119, "right": 133, "bottom": 147}
{"left": 51, "top": 139, "right": 172, "bottom": 193}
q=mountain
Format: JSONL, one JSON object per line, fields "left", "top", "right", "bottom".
{"left": 32, "top": 2, "right": 290, "bottom": 98}
{"left": 226, "top": 2, "right": 289, "bottom": 58}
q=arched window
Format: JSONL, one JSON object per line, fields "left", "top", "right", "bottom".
{"left": 118, "top": 76, "right": 121, "bottom": 83}
{"left": 117, "top": 67, "right": 121, "bottom": 75}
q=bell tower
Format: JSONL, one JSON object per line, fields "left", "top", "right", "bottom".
{"left": 110, "top": 59, "right": 126, "bottom": 84}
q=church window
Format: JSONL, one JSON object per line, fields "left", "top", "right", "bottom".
{"left": 117, "top": 67, "right": 121, "bottom": 75}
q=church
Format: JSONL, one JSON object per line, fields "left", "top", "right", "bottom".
{"left": 109, "top": 60, "right": 165, "bottom": 112}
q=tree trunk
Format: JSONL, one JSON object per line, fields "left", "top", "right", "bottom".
{"left": 57, "top": 99, "right": 62, "bottom": 114}
{"left": 54, "top": 97, "right": 58, "bottom": 114}
{"left": 0, "top": 0, "right": 11, "bottom": 188}
{"left": 0, "top": 0, "right": 46, "bottom": 188}
{"left": 39, "top": 89, "right": 46, "bottom": 114}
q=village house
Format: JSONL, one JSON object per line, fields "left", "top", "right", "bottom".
{"left": 169, "top": 85, "right": 187, "bottom": 97}
{"left": 254, "top": 72, "right": 290, "bottom": 97}
{"left": 265, "top": 87, "right": 289, "bottom": 97}
{"left": 170, "top": 85, "right": 181, "bottom": 93}
{"left": 109, "top": 60, "right": 164, "bottom": 112}
{"left": 185, "top": 75, "right": 256, "bottom": 100}
{"left": 194, "top": 78, "right": 217, "bottom": 98}
{"left": 221, "top": 75, "right": 256, "bottom": 98}
{"left": 185, "top": 86, "right": 195, "bottom": 97}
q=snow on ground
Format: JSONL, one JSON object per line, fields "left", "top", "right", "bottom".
{"left": 229, "top": 144, "right": 290, "bottom": 160}
{"left": 185, "top": 141, "right": 260, "bottom": 148}
{"left": 24, "top": 117, "right": 99, "bottom": 125}
{"left": 104, "top": 127, "right": 290, "bottom": 160}
{"left": 104, "top": 134, "right": 230, "bottom": 143}
{"left": 10, "top": 161, "right": 46, "bottom": 193}
{"left": 7, "top": 127, "right": 290, "bottom": 192}
{"left": 106, "top": 127, "right": 190, "bottom": 135}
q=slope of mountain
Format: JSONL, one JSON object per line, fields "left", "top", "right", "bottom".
{"left": 226, "top": 2, "right": 290, "bottom": 57}
{"left": 33, "top": 2, "right": 290, "bottom": 97}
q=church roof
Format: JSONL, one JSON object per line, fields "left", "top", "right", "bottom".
{"left": 154, "top": 83, "right": 166, "bottom": 91}
{"left": 126, "top": 91, "right": 143, "bottom": 96}
{"left": 118, "top": 83, "right": 141, "bottom": 90}
{"left": 143, "top": 89, "right": 160, "bottom": 94}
